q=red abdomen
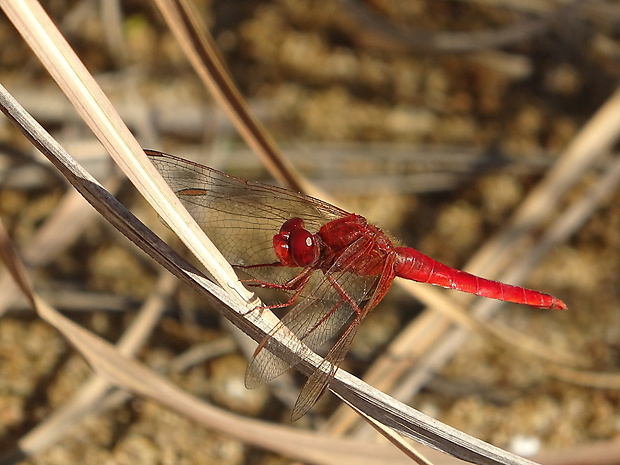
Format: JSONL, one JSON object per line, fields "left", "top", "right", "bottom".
{"left": 394, "top": 247, "right": 566, "bottom": 310}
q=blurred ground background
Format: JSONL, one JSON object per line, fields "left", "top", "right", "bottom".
{"left": 1, "top": 0, "right": 620, "bottom": 464}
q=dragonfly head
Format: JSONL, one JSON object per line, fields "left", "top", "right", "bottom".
{"left": 273, "top": 217, "right": 320, "bottom": 268}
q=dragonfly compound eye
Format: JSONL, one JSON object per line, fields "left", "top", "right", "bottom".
{"left": 279, "top": 217, "right": 305, "bottom": 239}
{"left": 288, "top": 228, "right": 319, "bottom": 267}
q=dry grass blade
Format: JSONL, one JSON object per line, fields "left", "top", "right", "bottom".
{"left": 413, "top": 289, "right": 585, "bottom": 366}
{"left": 332, "top": 391, "right": 435, "bottom": 465}
{"left": 153, "top": 0, "right": 309, "bottom": 194}
{"left": 0, "top": 83, "right": 541, "bottom": 465}
{"left": 0, "top": 218, "right": 36, "bottom": 309}
{"left": 549, "top": 365, "right": 620, "bottom": 390}
{"left": 509, "top": 151, "right": 620, "bottom": 280}
{"left": 471, "top": 86, "right": 620, "bottom": 278}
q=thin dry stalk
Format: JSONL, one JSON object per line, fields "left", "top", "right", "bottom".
{"left": 338, "top": 0, "right": 570, "bottom": 53}
{"left": 153, "top": 0, "right": 308, "bottom": 194}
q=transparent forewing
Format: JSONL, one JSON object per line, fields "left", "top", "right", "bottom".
{"left": 146, "top": 151, "right": 348, "bottom": 284}
{"left": 291, "top": 319, "right": 360, "bottom": 420}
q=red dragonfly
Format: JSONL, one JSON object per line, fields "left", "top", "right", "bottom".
{"left": 146, "top": 149, "right": 566, "bottom": 420}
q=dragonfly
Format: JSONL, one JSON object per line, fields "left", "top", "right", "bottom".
{"left": 146, "top": 149, "right": 566, "bottom": 420}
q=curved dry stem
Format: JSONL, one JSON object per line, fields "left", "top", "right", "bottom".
{"left": 153, "top": 0, "right": 309, "bottom": 195}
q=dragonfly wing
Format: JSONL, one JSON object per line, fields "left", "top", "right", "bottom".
{"left": 147, "top": 150, "right": 349, "bottom": 284}
{"left": 291, "top": 319, "right": 360, "bottom": 421}
{"left": 147, "top": 151, "right": 401, "bottom": 418}
{"left": 292, "top": 252, "right": 397, "bottom": 420}
{"left": 244, "top": 319, "right": 305, "bottom": 389}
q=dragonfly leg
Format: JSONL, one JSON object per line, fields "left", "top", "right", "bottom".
{"left": 237, "top": 267, "right": 315, "bottom": 310}
{"left": 235, "top": 262, "right": 282, "bottom": 270}
{"left": 238, "top": 266, "right": 313, "bottom": 291}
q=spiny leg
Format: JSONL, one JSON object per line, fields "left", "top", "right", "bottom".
{"left": 236, "top": 265, "right": 315, "bottom": 310}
